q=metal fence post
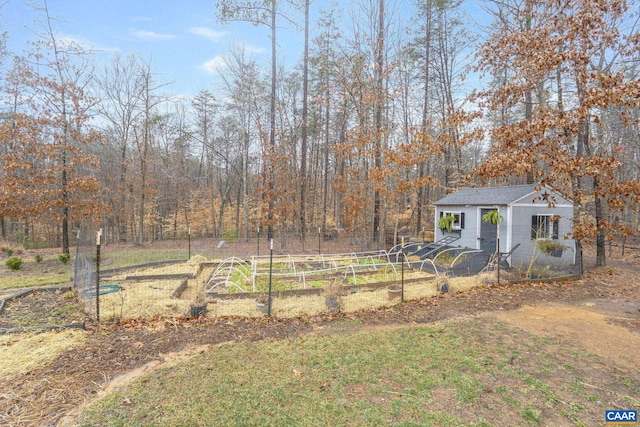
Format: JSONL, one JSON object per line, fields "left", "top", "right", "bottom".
{"left": 267, "top": 238, "right": 273, "bottom": 316}
{"left": 95, "top": 228, "right": 102, "bottom": 322}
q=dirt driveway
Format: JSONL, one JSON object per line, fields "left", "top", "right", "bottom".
{"left": 1, "top": 246, "right": 639, "bottom": 426}
{"left": 488, "top": 302, "right": 640, "bottom": 371}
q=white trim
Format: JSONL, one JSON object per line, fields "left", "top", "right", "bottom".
{"left": 442, "top": 210, "right": 463, "bottom": 231}
{"left": 511, "top": 203, "right": 573, "bottom": 208}
{"left": 506, "top": 205, "right": 513, "bottom": 253}
{"left": 510, "top": 190, "right": 539, "bottom": 206}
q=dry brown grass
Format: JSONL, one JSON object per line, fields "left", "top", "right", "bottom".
{"left": 0, "top": 330, "right": 85, "bottom": 377}
{"left": 98, "top": 280, "right": 189, "bottom": 322}
{"left": 206, "top": 279, "right": 442, "bottom": 318}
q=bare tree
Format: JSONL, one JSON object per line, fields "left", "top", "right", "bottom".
{"left": 96, "top": 53, "right": 147, "bottom": 242}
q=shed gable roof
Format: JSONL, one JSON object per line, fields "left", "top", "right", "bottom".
{"left": 434, "top": 184, "right": 545, "bottom": 206}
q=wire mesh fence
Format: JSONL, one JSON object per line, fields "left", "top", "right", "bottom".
{"left": 73, "top": 227, "right": 580, "bottom": 322}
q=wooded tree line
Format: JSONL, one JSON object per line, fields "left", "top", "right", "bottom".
{"left": 0, "top": 0, "right": 638, "bottom": 266}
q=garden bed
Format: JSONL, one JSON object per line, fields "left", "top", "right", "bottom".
{"left": 0, "top": 287, "right": 85, "bottom": 332}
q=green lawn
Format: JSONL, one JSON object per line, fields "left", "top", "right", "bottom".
{"left": 100, "top": 248, "right": 189, "bottom": 269}
{"left": 74, "top": 319, "right": 634, "bottom": 426}
{"left": 0, "top": 255, "right": 72, "bottom": 290}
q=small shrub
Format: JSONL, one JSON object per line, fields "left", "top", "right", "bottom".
{"left": 58, "top": 253, "right": 70, "bottom": 264}
{"left": 6, "top": 248, "right": 13, "bottom": 256}
{"left": 223, "top": 229, "right": 239, "bottom": 239}
{"left": 34, "top": 254, "right": 43, "bottom": 263}
{"left": 6, "top": 256, "right": 23, "bottom": 270}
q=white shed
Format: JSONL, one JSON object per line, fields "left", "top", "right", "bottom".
{"left": 433, "top": 184, "right": 575, "bottom": 267}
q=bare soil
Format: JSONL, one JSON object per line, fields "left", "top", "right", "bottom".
{"left": 1, "top": 244, "right": 639, "bottom": 426}
{"left": 0, "top": 289, "right": 85, "bottom": 330}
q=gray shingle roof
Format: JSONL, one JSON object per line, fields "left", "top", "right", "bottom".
{"left": 434, "top": 184, "right": 541, "bottom": 206}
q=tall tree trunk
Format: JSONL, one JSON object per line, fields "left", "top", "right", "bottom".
{"left": 119, "top": 142, "right": 128, "bottom": 242}
{"left": 372, "top": 0, "right": 385, "bottom": 243}
{"left": 417, "top": 0, "right": 433, "bottom": 236}
{"left": 60, "top": 92, "right": 70, "bottom": 255}
{"left": 299, "top": 0, "right": 310, "bottom": 241}
{"left": 322, "top": 74, "right": 330, "bottom": 235}
{"left": 267, "top": 0, "right": 277, "bottom": 241}
{"left": 243, "top": 133, "right": 250, "bottom": 241}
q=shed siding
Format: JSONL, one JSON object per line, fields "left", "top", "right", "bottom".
{"left": 509, "top": 204, "right": 575, "bottom": 267}
{"left": 434, "top": 206, "right": 478, "bottom": 248}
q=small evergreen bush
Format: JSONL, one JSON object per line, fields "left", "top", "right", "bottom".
{"left": 58, "top": 253, "right": 70, "bottom": 264}
{"left": 6, "top": 248, "right": 13, "bottom": 256}
{"left": 35, "top": 254, "right": 43, "bottom": 263}
{"left": 6, "top": 256, "right": 23, "bottom": 270}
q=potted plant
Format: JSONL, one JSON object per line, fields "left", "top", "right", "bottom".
{"left": 438, "top": 214, "right": 456, "bottom": 232}
{"left": 436, "top": 275, "right": 449, "bottom": 293}
{"left": 536, "top": 239, "right": 566, "bottom": 257}
{"left": 324, "top": 278, "right": 343, "bottom": 312}
{"left": 254, "top": 293, "right": 270, "bottom": 314}
{"left": 386, "top": 284, "right": 402, "bottom": 300}
{"left": 189, "top": 281, "right": 208, "bottom": 317}
{"left": 481, "top": 209, "right": 503, "bottom": 226}
{"left": 189, "top": 295, "right": 207, "bottom": 317}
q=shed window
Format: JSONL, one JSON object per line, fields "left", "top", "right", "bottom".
{"left": 531, "top": 215, "right": 559, "bottom": 239}
{"left": 440, "top": 211, "right": 465, "bottom": 230}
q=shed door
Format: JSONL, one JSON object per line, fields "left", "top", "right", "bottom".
{"left": 479, "top": 208, "right": 497, "bottom": 252}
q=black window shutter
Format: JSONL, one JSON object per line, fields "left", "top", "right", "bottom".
{"left": 552, "top": 219, "right": 559, "bottom": 239}
{"left": 439, "top": 211, "right": 443, "bottom": 219}
{"left": 460, "top": 212, "right": 465, "bottom": 229}
{"left": 531, "top": 216, "right": 537, "bottom": 239}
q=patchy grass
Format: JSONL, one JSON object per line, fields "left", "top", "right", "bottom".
{"left": 99, "top": 248, "right": 189, "bottom": 270}
{"left": 0, "top": 255, "right": 71, "bottom": 290}
{"left": 74, "top": 318, "right": 638, "bottom": 427}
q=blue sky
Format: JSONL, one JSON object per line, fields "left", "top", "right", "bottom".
{"left": 2, "top": 0, "right": 297, "bottom": 97}
{"left": 2, "top": 1, "right": 488, "bottom": 98}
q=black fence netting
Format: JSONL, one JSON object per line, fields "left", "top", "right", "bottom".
{"left": 72, "top": 227, "right": 580, "bottom": 323}
{"left": 73, "top": 225, "right": 100, "bottom": 319}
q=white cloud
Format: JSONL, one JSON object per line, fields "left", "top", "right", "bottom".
{"left": 244, "top": 44, "right": 265, "bottom": 54}
{"left": 133, "top": 30, "right": 175, "bottom": 40}
{"left": 57, "top": 35, "right": 119, "bottom": 54}
{"left": 201, "top": 56, "right": 227, "bottom": 74}
{"left": 189, "top": 27, "right": 227, "bottom": 42}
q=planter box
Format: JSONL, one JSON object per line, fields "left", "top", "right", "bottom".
{"left": 386, "top": 285, "right": 402, "bottom": 301}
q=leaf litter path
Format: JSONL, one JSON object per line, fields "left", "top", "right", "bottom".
{"left": 2, "top": 249, "right": 640, "bottom": 427}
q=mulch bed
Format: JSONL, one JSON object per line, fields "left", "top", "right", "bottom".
{"left": 0, "top": 287, "right": 86, "bottom": 332}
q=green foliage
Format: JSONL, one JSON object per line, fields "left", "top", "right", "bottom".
{"left": 521, "top": 407, "right": 543, "bottom": 425}
{"left": 6, "top": 256, "right": 23, "bottom": 270}
{"left": 51, "top": 304, "right": 79, "bottom": 317}
{"left": 357, "top": 257, "right": 386, "bottom": 265}
{"left": 481, "top": 209, "right": 503, "bottom": 225}
{"left": 223, "top": 229, "right": 238, "bottom": 239}
{"left": 34, "top": 254, "right": 43, "bottom": 263}
{"left": 535, "top": 239, "right": 566, "bottom": 253}
{"left": 438, "top": 214, "right": 456, "bottom": 232}
{"left": 6, "top": 248, "right": 13, "bottom": 256}
{"left": 58, "top": 253, "right": 71, "bottom": 264}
